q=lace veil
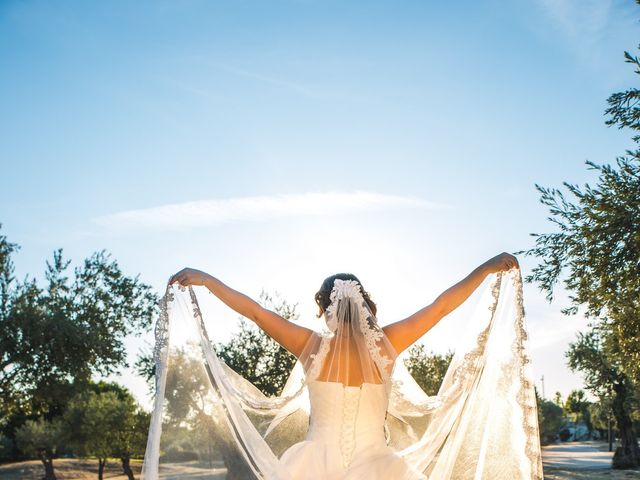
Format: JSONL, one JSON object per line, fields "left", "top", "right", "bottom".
{"left": 140, "top": 268, "right": 543, "bottom": 479}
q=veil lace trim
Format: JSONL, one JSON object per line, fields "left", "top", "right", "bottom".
{"left": 141, "top": 270, "right": 543, "bottom": 480}
{"left": 511, "top": 270, "right": 544, "bottom": 479}
{"left": 322, "top": 278, "right": 395, "bottom": 380}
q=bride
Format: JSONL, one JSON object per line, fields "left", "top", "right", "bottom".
{"left": 141, "top": 252, "right": 543, "bottom": 479}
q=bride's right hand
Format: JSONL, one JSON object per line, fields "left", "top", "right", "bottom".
{"left": 484, "top": 252, "right": 519, "bottom": 274}
{"left": 168, "top": 267, "right": 211, "bottom": 287}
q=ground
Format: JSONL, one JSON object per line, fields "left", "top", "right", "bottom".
{"left": 542, "top": 441, "right": 640, "bottom": 479}
{"left": 545, "top": 470, "right": 640, "bottom": 479}
{"left": 1, "top": 442, "right": 640, "bottom": 478}
{"left": 0, "top": 458, "right": 143, "bottom": 479}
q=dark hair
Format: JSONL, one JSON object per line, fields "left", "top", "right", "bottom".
{"left": 314, "top": 273, "right": 377, "bottom": 318}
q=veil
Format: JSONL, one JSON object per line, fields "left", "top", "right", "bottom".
{"left": 140, "top": 268, "right": 543, "bottom": 479}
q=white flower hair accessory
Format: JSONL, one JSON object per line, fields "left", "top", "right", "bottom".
{"left": 324, "top": 279, "right": 364, "bottom": 332}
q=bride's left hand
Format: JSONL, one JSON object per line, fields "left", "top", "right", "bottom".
{"left": 484, "top": 252, "right": 520, "bottom": 274}
{"left": 169, "top": 267, "right": 211, "bottom": 287}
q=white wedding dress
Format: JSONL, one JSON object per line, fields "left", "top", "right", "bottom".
{"left": 141, "top": 270, "right": 544, "bottom": 480}
{"left": 279, "top": 380, "right": 425, "bottom": 479}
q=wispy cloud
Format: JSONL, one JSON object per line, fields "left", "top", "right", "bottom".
{"left": 93, "top": 191, "right": 447, "bottom": 231}
{"left": 169, "top": 56, "right": 367, "bottom": 103}
{"left": 167, "top": 79, "right": 229, "bottom": 103}
{"left": 534, "top": 0, "right": 613, "bottom": 60}
{"left": 214, "top": 62, "right": 316, "bottom": 97}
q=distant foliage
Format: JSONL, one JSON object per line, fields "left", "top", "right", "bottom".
{"left": 403, "top": 344, "right": 453, "bottom": 396}
{"left": 63, "top": 387, "right": 149, "bottom": 480}
{"left": 0, "top": 232, "right": 158, "bottom": 422}
{"left": 217, "top": 291, "right": 299, "bottom": 397}
{"left": 0, "top": 224, "right": 157, "bottom": 472}
{"left": 519, "top": 19, "right": 640, "bottom": 468}
{"left": 137, "top": 289, "right": 301, "bottom": 398}
{"left": 536, "top": 393, "right": 563, "bottom": 445}
{"left": 14, "top": 417, "right": 63, "bottom": 480}
{"left": 563, "top": 389, "right": 592, "bottom": 431}
{"left": 589, "top": 399, "right": 614, "bottom": 433}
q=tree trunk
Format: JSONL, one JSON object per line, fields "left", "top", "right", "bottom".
{"left": 209, "top": 425, "right": 255, "bottom": 480}
{"left": 121, "top": 456, "right": 135, "bottom": 480}
{"left": 38, "top": 449, "right": 56, "bottom": 480}
{"left": 218, "top": 441, "right": 255, "bottom": 480}
{"left": 611, "top": 381, "right": 640, "bottom": 469}
{"left": 98, "top": 458, "right": 106, "bottom": 480}
{"left": 40, "top": 457, "right": 56, "bottom": 480}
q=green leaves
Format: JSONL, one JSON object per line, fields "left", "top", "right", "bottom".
{"left": 535, "top": 393, "right": 563, "bottom": 445}
{"left": 14, "top": 417, "right": 63, "bottom": 456}
{"left": 0, "top": 226, "right": 158, "bottom": 426}
{"left": 62, "top": 388, "right": 149, "bottom": 461}
{"left": 403, "top": 344, "right": 453, "bottom": 397}
{"left": 521, "top": 24, "right": 640, "bottom": 467}
{"left": 216, "top": 290, "right": 299, "bottom": 397}
{"left": 522, "top": 156, "right": 640, "bottom": 323}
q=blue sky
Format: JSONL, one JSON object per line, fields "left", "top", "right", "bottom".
{"left": 1, "top": 0, "right": 638, "bottom": 408}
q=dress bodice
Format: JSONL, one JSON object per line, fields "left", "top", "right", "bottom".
{"left": 306, "top": 380, "right": 390, "bottom": 468}
{"left": 279, "top": 377, "right": 425, "bottom": 479}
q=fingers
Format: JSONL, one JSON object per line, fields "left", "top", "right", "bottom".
{"left": 503, "top": 253, "right": 519, "bottom": 271}
{"left": 168, "top": 270, "right": 180, "bottom": 285}
{"left": 168, "top": 268, "right": 188, "bottom": 286}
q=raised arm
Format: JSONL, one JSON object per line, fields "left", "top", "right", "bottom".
{"left": 169, "top": 268, "right": 313, "bottom": 358}
{"left": 383, "top": 252, "right": 519, "bottom": 354}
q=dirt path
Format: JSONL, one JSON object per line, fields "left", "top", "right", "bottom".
{"left": 544, "top": 468, "right": 640, "bottom": 479}
{"left": 543, "top": 441, "right": 614, "bottom": 470}
{"left": 0, "top": 458, "right": 142, "bottom": 479}
{"left": 542, "top": 441, "right": 640, "bottom": 479}
{"left": 3, "top": 451, "right": 640, "bottom": 479}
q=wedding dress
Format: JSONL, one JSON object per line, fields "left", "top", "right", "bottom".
{"left": 279, "top": 380, "right": 426, "bottom": 479}
{"left": 140, "top": 269, "right": 543, "bottom": 480}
